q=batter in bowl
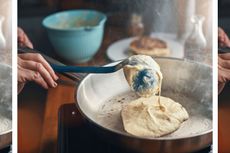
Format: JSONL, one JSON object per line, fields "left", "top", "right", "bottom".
{"left": 122, "top": 55, "right": 189, "bottom": 137}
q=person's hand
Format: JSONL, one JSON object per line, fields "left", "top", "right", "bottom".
{"left": 18, "top": 53, "right": 59, "bottom": 93}
{"left": 18, "top": 27, "right": 33, "bottom": 48}
{"left": 218, "top": 53, "right": 230, "bottom": 93}
{"left": 218, "top": 27, "right": 230, "bottom": 47}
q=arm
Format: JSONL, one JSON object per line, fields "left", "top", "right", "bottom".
{"left": 218, "top": 27, "right": 230, "bottom": 47}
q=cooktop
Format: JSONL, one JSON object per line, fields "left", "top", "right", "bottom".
{"left": 0, "top": 146, "right": 11, "bottom": 153}
{"left": 58, "top": 104, "right": 212, "bottom": 153}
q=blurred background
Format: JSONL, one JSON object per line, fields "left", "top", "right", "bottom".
{"left": 0, "top": 0, "right": 12, "bottom": 65}
{"left": 18, "top": 0, "right": 213, "bottom": 153}
{"left": 18, "top": 0, "right": 212, "bottom": 58}
{"left": 219, "top": 0, "right": 230, "bottom": 35}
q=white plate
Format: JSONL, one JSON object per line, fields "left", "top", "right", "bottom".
{"left": 106, "top": 33, "right": 184, "bottom": 61}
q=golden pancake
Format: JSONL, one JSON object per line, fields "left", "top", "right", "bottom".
{"left": 130, "top": 37, "right": 170, "bottom": 56}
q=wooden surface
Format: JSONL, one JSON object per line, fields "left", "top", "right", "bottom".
{"left": 39, "top": 27, "right": 127, "bottom": 153}
{"left": 18, "top": 26, "right": 127, "bottom": 153}
{"left": 39, "top": 75, "right": 75, "bottom": 153}
{"left": 218, "top": 84, "right": 230, "bottom": 153}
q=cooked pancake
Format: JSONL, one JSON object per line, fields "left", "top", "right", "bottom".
{"left": 121, "top": 95, "right": 189, "bottom": 137}
{"left": 130, "top": 37, "right": 170, "bottom": 56}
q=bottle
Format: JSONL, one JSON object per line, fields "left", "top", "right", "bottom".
{"left": 0, "top": 15, "right": 6, "bottom": 51}
{"left": 127, "top": 13, "right": 144, "bottom": 37}
{"left": 184, "top": 15, "right": 206, "bottom": 62}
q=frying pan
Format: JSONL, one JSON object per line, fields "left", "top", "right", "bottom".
{"left": 75, "top": 57, "right": 212, "bottom": 153}
{"left": 0, "top": 63, "right": 12, "bottom": 149}
{"left": 17, "top": 47, "right": 212, "bottom": 152}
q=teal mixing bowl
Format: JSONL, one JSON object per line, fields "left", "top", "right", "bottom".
{"left": 42, "top": 10, "right": 107, "bottom": 63}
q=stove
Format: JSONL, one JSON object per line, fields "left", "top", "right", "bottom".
{"left": 58, "top": 104, "right": 212, "bottom": 153}
{"left": 0, "top": 146, "right": 11, "bottom": 153}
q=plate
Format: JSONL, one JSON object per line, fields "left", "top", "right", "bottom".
{"left": 106, "top": 33, "right": 184, "bottom": 61}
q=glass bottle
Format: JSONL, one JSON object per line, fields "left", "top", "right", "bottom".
{"left": 0, "top": 15, "right": 6, "bottom": 51}
{"left": 184, "top": 15, "right": 206, "bottom": 62}
{"left": 127, "top": 13, "right": 144, "bottom": 37}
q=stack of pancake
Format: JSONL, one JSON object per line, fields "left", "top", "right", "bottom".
{"left": 129, "top": 36, "right": 170, "bottom": 57}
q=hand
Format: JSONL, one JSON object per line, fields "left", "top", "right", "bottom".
{"left": 218, "top": 53, "right": 230, "bottom": 93}
{"left": 18, "top": 27, "right": 33, "bottom": 48}
{"left": 218, "top": 27, "right": 230, "bottom": 47}
{"left": 18, "top": 53, "right": 59, "bottom": 93}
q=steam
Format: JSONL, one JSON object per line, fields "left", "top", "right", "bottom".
{"left": 113, "top": 0, "right": 211, "bottom": 43}
{"left": 0, "top": 65, "right": 11, "bottom": 133}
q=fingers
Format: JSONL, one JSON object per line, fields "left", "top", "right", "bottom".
{"left": 19, "top": 59, "right": 57, "bottom": 88}
{"left": 218, "top": 27, "right": 224, "bottom": 34}
{"left": 219, "top": 42, "right": 226, "bottom": 48}
{"left": 18, "top": 27, "right": 33, "bottom": 48}
{"left": 218, "top": 27, "right": 226, "bottom": 39}
{"left": 218, "top": 36, "right": 227, "bottom": 46}
{"left": 18, "top": 53, "right": 58, "bottom": 81}
{"left": 218, "top": 82, "right": 225, "bottom": 94}
{"left": 218, "top": 66, "right": 230, "bottom": 83}
{"left": 218, "top": 27, "right": 230, "bottom": 47}
{"left": 18, "top": 64, "right": 49, "bottom": 89}
{"left": 18, "top": 53, "right": 59, "bottom": 89}
{"left": 18, "top": 82, "right": 25, "bottom": 93}
{"left": 218, "top": 56, "right": 230, "bottom": 69}
{"left": 218, "top": 53, "right": 230, "bottom": 61}
{"left": 33, "top": 74, "right": 49, "bottom": 89}
{"left": 218, "top": 53, "right": 230, "bottom": 84}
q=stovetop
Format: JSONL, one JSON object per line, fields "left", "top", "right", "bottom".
{"left": 58, "top": 104, "right": 212, "bottom": 153}
{"left": 0, "top": 146, "right": 11, "bottom": 153}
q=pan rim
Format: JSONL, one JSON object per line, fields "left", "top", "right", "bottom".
{"left": 75, "top": 57, "right": 212, "bottom": 141}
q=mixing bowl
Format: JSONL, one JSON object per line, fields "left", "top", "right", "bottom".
{"left": 43, "top": 10, "right": 107, "bottom": 63}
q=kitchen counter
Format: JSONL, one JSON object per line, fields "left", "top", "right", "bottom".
{"left": 218, "top": 83, "right": 230, "bottom": 153}
{"left": 40, "top": 27, "right": 127, "bottom": 153}
{"left": 18, "top": 17, "right": 127, "bottom": 152}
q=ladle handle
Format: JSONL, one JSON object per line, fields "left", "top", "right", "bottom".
{"left": 18, "top": 46, "right": 86, "bottom": 82}
{"left": 218, "top": 47, "right": 230, "bottom": 54}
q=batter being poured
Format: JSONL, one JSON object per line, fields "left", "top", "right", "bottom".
{"left": 122, "top": 55, "right": 189, "bottom": 137}
{"left": 123, "top": 55, "right": 162, "bottom": 98}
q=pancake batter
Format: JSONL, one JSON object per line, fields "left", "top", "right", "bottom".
{"left": 122, "top": 55, "right": 189, "bottom": 137}
{"left": 123, "top": 55, "right": 162, "bottom": 97}
{"left": 121, "top": 96, "right": 189, "bottom": 137}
